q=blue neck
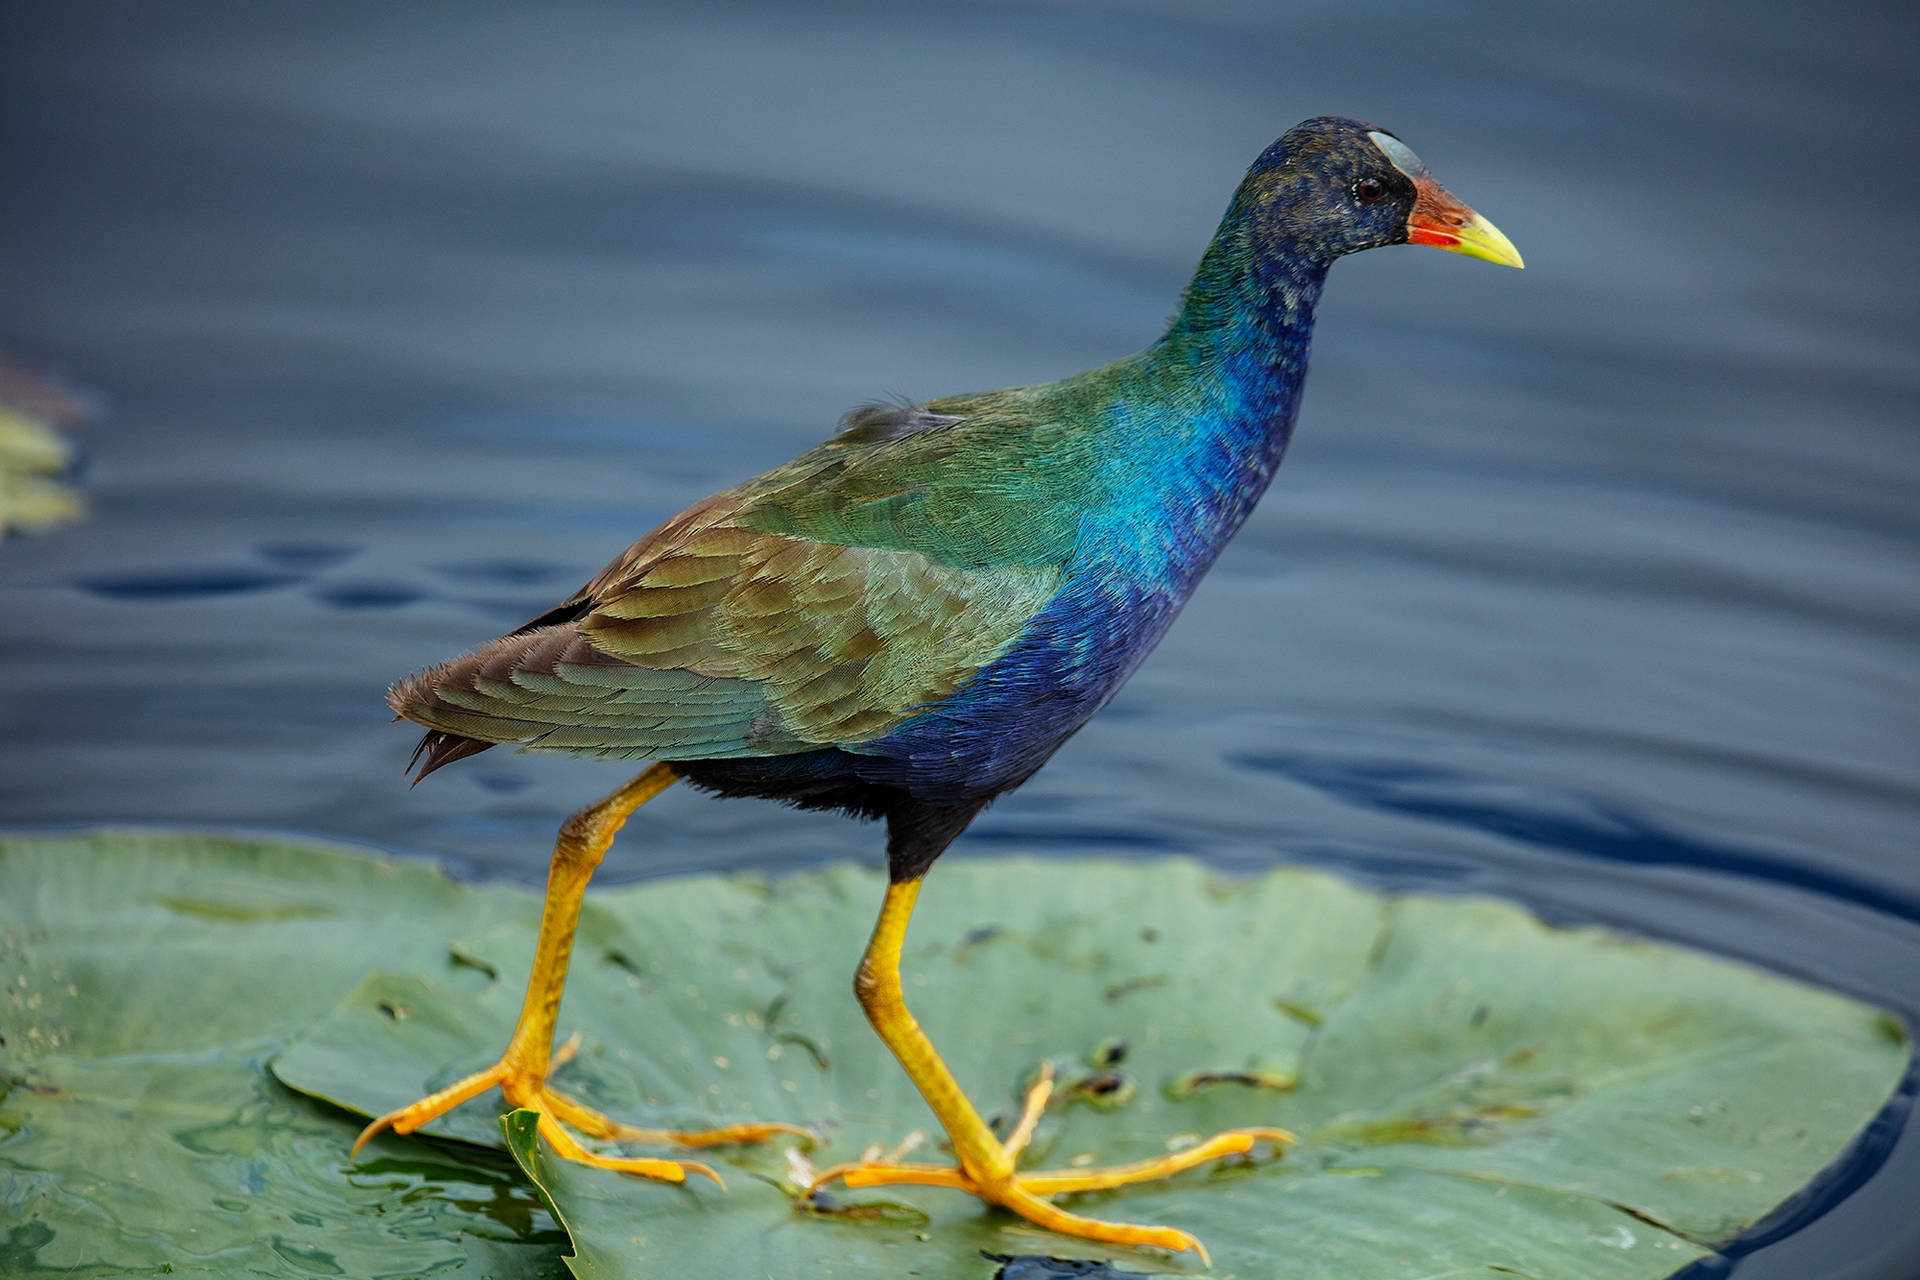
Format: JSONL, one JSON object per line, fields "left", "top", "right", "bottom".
{"left": 1160, "top": 222, "right": 1331, "bottom": 469}
{"left": 1093, "top": 232, "right": 1331, "bottom": 595}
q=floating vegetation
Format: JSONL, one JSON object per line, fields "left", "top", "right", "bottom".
{"left": 0, "top": 357, "right": 90, "bottom": 539}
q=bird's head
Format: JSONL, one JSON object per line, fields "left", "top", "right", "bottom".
{"left": 1236, "top": 116, "right": 1523, "bottom": 270}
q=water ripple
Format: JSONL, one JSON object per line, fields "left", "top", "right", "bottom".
{"left": 1234, "top": 752, "right": 1920, "bottom": 923}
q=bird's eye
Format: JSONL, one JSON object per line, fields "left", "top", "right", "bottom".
{"left": 1344, "top": 176, "right": 1390, "bottom": 204}
{"left": 1352, "top": 176, "right": 1388, "bottom": 205}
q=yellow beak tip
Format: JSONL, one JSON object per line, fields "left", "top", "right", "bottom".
{"left": 1449, "top": 217, "right": 1524, "bottom": 270}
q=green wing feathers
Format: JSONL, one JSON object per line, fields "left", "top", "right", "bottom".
{"left": 389, "top": 491, "right": 1062, "bottom": 760}
{"left": 390, "top": 394, "right": 1113, "bottom": 760}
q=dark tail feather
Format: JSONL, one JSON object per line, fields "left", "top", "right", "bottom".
{"left": 407, "top": 729, "right": 494, "bottom": 785}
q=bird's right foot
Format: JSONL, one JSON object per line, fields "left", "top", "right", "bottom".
{"left": 804, "top": 1063, "right": 1293, "bottom": 1264}
{"left": 350, "top": 1033, "right": 813, "bottom": 1186}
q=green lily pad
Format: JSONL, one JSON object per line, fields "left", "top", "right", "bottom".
{"left": 270, "top": 851, "right": 1908, "bottom": 1278}
{"left": 0, "top": 829, "right": 568, "bottom": 1278}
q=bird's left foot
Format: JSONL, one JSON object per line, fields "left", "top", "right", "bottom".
{"left": 804, "top": 1064, "right": 1292, "bottom": 1264}
{"left": 352, "top": 1032, "right": 813, "bottom": 1186}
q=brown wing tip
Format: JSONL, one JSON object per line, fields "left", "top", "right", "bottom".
{"left": 405, "top": 729, "right": 493, "bottom": 786}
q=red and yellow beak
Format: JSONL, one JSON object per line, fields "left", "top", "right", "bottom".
{"left": 1407, "top": 175, "right": 1524, "bottom": 269}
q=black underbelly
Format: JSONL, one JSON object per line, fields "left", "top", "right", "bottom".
{"left": 677, "top": 750, "right": 992, "bottom": 881}
{"left": 676, "top": 749, "right": 901, "bottom": 823}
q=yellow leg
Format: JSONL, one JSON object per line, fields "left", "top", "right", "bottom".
{"left": 351, "top": 762, "right": 809, "bottom": 1185}
{"left": 807, "top": 878, "right": 1293, "bottom": 1264}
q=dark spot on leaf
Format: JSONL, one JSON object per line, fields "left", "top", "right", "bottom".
{"left": 1603, "top": 1200, "right": 1684, "bottom": 1235}
{"left": 780, "top": 1032, "right": 830, "bottom": 1070}
{"left": 1138, "top": 927, "right": 1160, "bottom": 944}
{"left": 1089, "top": 1037, "right": 1129, "bottom": 1068}
{"left": 802, "top": 1188, "right": 929, "bottom": 1226}
{"left": 448, "top": 944, "right": 498, "bottom": 980}
{"left": 1062, "top": 1071, "right": 1135, "bottom": 1110}
{"left": 1471, "top": 1004, "right": 1491, "bottom": 1029}
{"left": 1323, "top": 1103, "right": 1540, "bottom": 1147}
{"left": 955, "top": 925, "right": 1003, "bottom": 962}
{"left": 1102, "top": 975, "right": 1163, "bottom": 1002}
{"left": 151, "top": 895, "right": 332, "bottom": 923}
{"left": 1166, "top": 1067, "right": 1297, "bottom": 1099}
{"left": 376, "top": 1000, "right": 410, "bottom": 1021}
{"left": 762, "top": 991, "right": 831, "bottom": 1069}
{"left": 604, "top": 949, "right": 645, "bottom": 979}
{"left": 4, "top": 1072, "right": 64, "bottom": 1098}
{"left": 1272, "top": 998, "right": 1322, "bottom": 1027}
{"left": 981, "top": 1252, "right": 1158, "bottom": 1278}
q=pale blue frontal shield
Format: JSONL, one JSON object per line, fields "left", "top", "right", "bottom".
{"left": 1368, "top": 130, "right": 1429, "bottom": 180}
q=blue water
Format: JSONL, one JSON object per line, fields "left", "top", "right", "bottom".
{"left": 2, "top": 3, "right": 1916, "bottom": 1275}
